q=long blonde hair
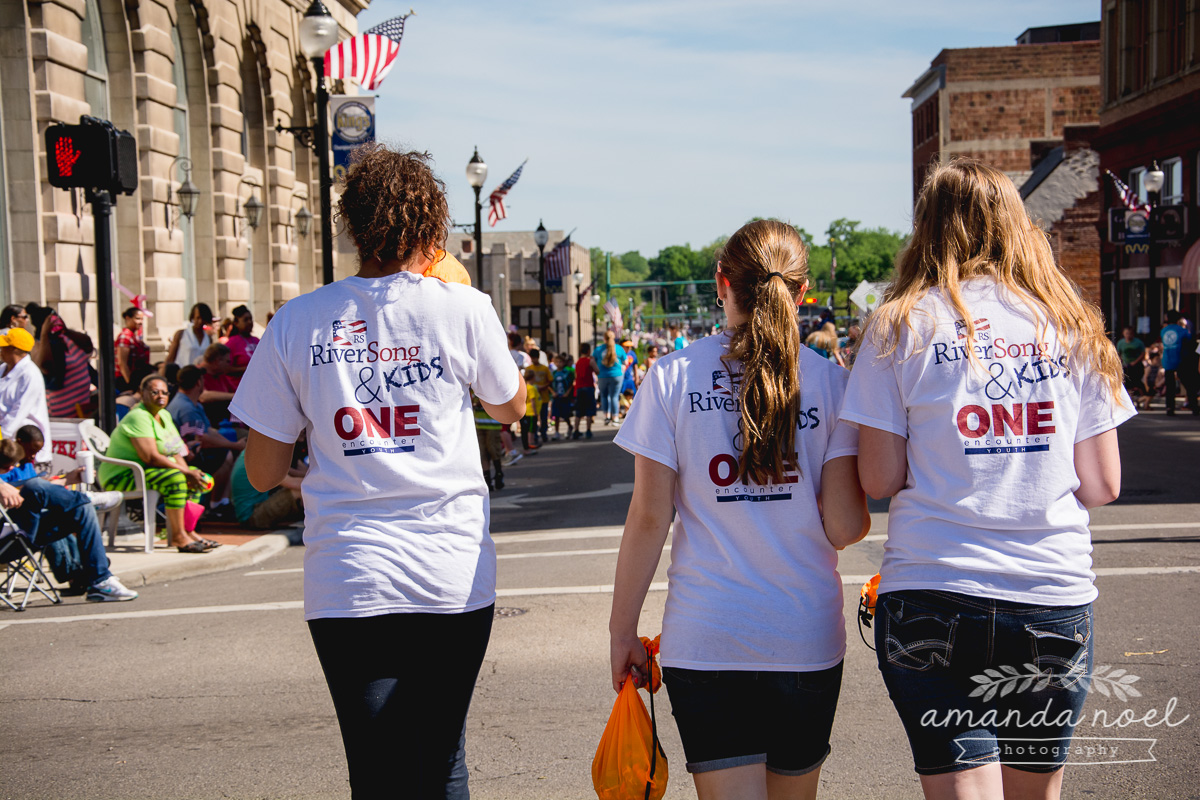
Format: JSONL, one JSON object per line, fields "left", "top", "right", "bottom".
{"left": 601, "top": 330, "right": 618, "bottom": 367}
{"left": 869, "top": 159, "right": 1123, "bottom": 398}
{"left": 719, "top": 219, "right": 808, "bottom": 485}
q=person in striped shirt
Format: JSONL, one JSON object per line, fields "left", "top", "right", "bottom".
{"left": 28, "top": 305, "right": 95, "bottom": 418}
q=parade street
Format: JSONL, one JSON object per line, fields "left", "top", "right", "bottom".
{"left": 2, "top": 414, "right": 1198, "bottom": 800}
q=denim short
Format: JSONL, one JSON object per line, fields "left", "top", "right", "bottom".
{"left": 662, "top": 662, "right": 843, "bottom": 775}
{"left": 875, "top": 590, "right": 1094, "bottom": 776}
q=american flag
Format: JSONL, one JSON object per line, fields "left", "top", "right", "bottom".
{"left": 603, "top": 298, "right": 623, "bottom": 332}
{"left": 332, "top": 319, "right": 367, "bottom": 346}
{"left": 324, "top": 12, "right": 412, "bottom": 91}
{"left": 543, "top": 236, "right": 571, "bottom": 284}
{"left": 487, "top": 160, "right": 526, "bottom": 227}
{"left": 1105, "top": 170, "right": 1151, "bottom": 213}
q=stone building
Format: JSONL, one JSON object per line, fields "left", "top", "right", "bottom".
{"left": 0, "top": 0, "right": 368, "bottom": 352}
{"left": 442, "top": 229, "right": 597, "bottom": 356}
{"left": 1095, "top": 0, "right": 1200, "bottom": 337}
{"left": 902, "top": 24, "right": 1101, "bottom": 198}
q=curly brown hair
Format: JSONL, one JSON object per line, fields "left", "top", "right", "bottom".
{"left": 336, "top": 143, "right": 449, "bottom": 266}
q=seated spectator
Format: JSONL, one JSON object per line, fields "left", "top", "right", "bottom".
{"left": 226, "top": 305, "right": 259, "bottom": 374}
{"left": 98, "top": 375, "right": 217, "bottom": 553}
{"left": 168, "top": 365, "right": 244, "bottom": 517}
{"left": 230, "top": 450, "right": 304, "bottom": 530}
{"left": 198, "top": 342, "right": 239, "bottom": 425}
{"left": 0, "top": 440, "right": 137, "bottom": 601}
{"left": 115, "top": 306, "right": 153, "bottom": 394}
{"left": 164, "top": 302, "right": 214, "bottom": 371}
{"left": 0, "top": 327, "right": 51, "bottom": 464}
{"left": 27, "top": 305, "right": 95, "bottom": 418}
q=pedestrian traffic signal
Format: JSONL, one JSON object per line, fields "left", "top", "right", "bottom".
{"left": 45, "top": 116, "right": 137, "bottom": 195}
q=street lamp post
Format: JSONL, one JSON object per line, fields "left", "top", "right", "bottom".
{"left": 534, "top": 220, "right": 549, "bottom": 347}
{"left": 465, "top": 148, "right": 487, "bottom": 286}
{"left": 1144, "top": 161, "right": 1166, "bottom": 332}
{"left": 573, "top": 271, "right": 584, "bottom": 355}
{"left": 298, "top": 0, "right": 339, "bottom": 285}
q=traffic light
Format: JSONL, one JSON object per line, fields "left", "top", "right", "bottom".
{"left": 45, "top": 116, "right": 137, "bottom": 195}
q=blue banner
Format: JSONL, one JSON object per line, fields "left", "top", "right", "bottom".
{"left": 330, "top": 95, "right": 375, "bottom": 183}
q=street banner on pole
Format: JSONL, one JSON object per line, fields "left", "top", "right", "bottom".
{"left": 330, "top": 95, "right": 375, "bottom": 183}
{"left": 849, "top": 280, "right": 888, "bottom": 313}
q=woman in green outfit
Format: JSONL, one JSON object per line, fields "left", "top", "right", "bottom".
{"left": 99, "top": 375, "right": 216, "bottom": 552}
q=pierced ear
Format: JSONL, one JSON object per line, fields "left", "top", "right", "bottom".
{"left": 794, "top": 281, "right": 810, "bottom": 304}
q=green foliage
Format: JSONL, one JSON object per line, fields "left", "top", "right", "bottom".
{"left": 589, "top": 218, "right": 907, "bottom": 330}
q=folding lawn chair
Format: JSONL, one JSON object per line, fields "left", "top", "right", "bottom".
{"left": 0, "top": 506, "right": 62, "bottom": 612}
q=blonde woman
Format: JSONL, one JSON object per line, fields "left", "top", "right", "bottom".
{"left": 610, "top": 220, "right": 869, "bottom": 799}
{"left": 842, "top": 159, "right": 1133, "bottom": 800}
{"left": 591, "top": 329, "right": 627, "bottom": 425}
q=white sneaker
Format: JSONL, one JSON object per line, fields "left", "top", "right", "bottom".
{"left": 502, "top": 451, "right": 523, "bottom": 466}
{"left": 84, "top": 490, "right": 124, "bottom": 512}
{"left": 87, "top": 576, "right": 138, "bottom": 602}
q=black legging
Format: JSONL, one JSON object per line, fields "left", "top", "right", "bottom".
{"left": 308, "top": 605, "right": 494, "bottom": 800}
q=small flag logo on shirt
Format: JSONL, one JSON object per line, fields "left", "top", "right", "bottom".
{"left": 332, "top": 319, "right": 368, "bottom": 346}
{"left": 955, "top": 318, "right": 991, "bottom": 340}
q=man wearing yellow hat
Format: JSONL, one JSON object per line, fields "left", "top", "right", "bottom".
{"left": 0, "top": 327, "right": 51, "bottom": 464}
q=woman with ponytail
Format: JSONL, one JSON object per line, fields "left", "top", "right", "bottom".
{"left": 592, "top": 329, "right": 627, "bottom": 425}
{"left": 842, "top": 159, "right": 1133, "bottom": 799}
{"left": 609, "top": 219, "right": 869, "bottom": 798}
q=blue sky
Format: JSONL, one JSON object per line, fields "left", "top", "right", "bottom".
{"left": 351, "top": 1, "right": 1100, "bottom": 256}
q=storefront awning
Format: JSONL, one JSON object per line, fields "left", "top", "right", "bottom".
{"left": 1183, "top": 239, "right": 1200, "bottom": 294}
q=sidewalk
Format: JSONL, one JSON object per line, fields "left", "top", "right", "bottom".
{"left": 106, "top": 528, "right": 296, "bottom": 587}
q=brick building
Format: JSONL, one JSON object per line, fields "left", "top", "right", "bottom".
{"left": 0, "top": 0, "right": 368, "bottom": 352}
{"left": 1094, "top": 0, "right": 1200, "bottom": 338}
{"left": 902, "top": 26, "right": 1101, "bottom": 200}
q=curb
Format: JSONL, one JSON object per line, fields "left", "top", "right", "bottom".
{"left": 115, "top": 533, "right": 293, "bottom": 587}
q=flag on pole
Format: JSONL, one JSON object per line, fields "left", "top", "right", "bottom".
{"left": 487, "top": 160, "right": 527, "bottom": 226}
{"left": 830, "top": 250, "right": 837, "bottom": 285}
{"left": 324, "top": 11, "right": 413, "bottom": 91}
{"left": 543, "top": 236, "right": 571, "bottom": 290}
{"left": 1105, "top": 170, "right": 1150, "bottom": 213}
{"left": 603, "top": 298, "right": 623, "bottom": 332}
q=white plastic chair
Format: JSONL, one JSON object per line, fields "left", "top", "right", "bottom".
{"left": 77, "top": 420, "right": 160, "bottom": 554}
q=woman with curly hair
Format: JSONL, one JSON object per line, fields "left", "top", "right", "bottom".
{"left": 842, "top": 159, "right": 1133, "bottom": 799}
{"left": 232, "top": 143, "right": 526, "bottom": 798}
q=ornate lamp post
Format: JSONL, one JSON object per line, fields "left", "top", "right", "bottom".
{"left": 1143, "top": 161, "right": 1166, "bottom": 330}
{"left": 298, "top": 0, "right": 339, "bottom": 284}
{"left": 465, "top": 148, "right": 487, "bottom": 286}
{"left": 534, "top": 220, "right": 549, "bottom": 346}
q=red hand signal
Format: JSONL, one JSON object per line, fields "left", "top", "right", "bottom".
{"left": 55, "top": 136, "right": 82, "bottom": 177}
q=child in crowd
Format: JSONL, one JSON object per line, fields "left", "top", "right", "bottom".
{"left": 573, "top": 343, "right": 597, "bottom": 440}
{"left": 520, "top": 370, "right": 541, "bottom": 454}
{"left": 550, "top": 353, "right": 575, "bottom": 441}
{"left": 473, "top": 392, "right": 505, "bottom": 491}
{"left": 525, "top": 348, "right": 553, "bottom": 445}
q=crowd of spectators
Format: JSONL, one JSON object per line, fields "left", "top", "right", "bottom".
{"left": 1117, "top": 312, "right": 1199, "bottom": 414}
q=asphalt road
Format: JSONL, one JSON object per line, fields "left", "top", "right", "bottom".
{"left": 1, "top": 414, "right": 1198, "bottom": 799}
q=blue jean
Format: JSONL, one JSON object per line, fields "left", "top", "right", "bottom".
{"left": 10, "top": 478, "right": 110, "bottom": 586}
{"left": 308, "top": 604, "right": 494, "bottom": 799}
{"left": 875, "top": 590, "right": 1093, "bottom": 775}
{"left": 597, "top": 375, "right": 621, "bottom": 418}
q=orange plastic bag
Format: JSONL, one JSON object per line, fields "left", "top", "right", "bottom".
{"left": 593, "top": 636, "right": 668, "bottom": 800}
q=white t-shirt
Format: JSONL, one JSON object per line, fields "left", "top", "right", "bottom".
{"left": 841, "top": 280, "right": 1135, "bottom": 606}
{"left": 0, "top": 356, "right": 52, "bottom": 462}
{"left": 230, "top": 271, "right": 521, "bottom": 620}
{"left": 615, "top": 334, "right": 858, "bottom": 672}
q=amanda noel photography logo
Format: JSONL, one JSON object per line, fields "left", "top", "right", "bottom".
{"left": 919, "top": 665, "right": 1190, "bottom": 766}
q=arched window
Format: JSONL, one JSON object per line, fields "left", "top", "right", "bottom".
{"left": 171, "top": 22, "right": 196, "bottom": 309}
{"left": 82, "top": 0, "right": 109, "bottom": 117}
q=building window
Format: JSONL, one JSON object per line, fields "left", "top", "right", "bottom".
{"left": 1121, "top": 0, "right": 1150, "bottom": 95}
{"left": 1161, "top": 157, "right": 1183, "bottom": 204}
{"left": 81, "top": 0, "right": 109, "bottom": 117}
{"left": 1129, "top": 166, "right": 1147, "bottom": 203}
{"left": 1160, "top": 0, "right": 1186, "bottom": 76}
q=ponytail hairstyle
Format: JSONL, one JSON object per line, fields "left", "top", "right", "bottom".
{"left": 602, "top": 330, "right": 618, "bottom": 367}
{"left": 870, "top": 158, "right": 1124, "bottom": 401}
{"left": 718, "top": 219, "right": 809, "bottom": 485}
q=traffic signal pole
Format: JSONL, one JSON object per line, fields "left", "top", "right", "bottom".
{"left": 87, "top": 188, "right": 118, "bottom": 433}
